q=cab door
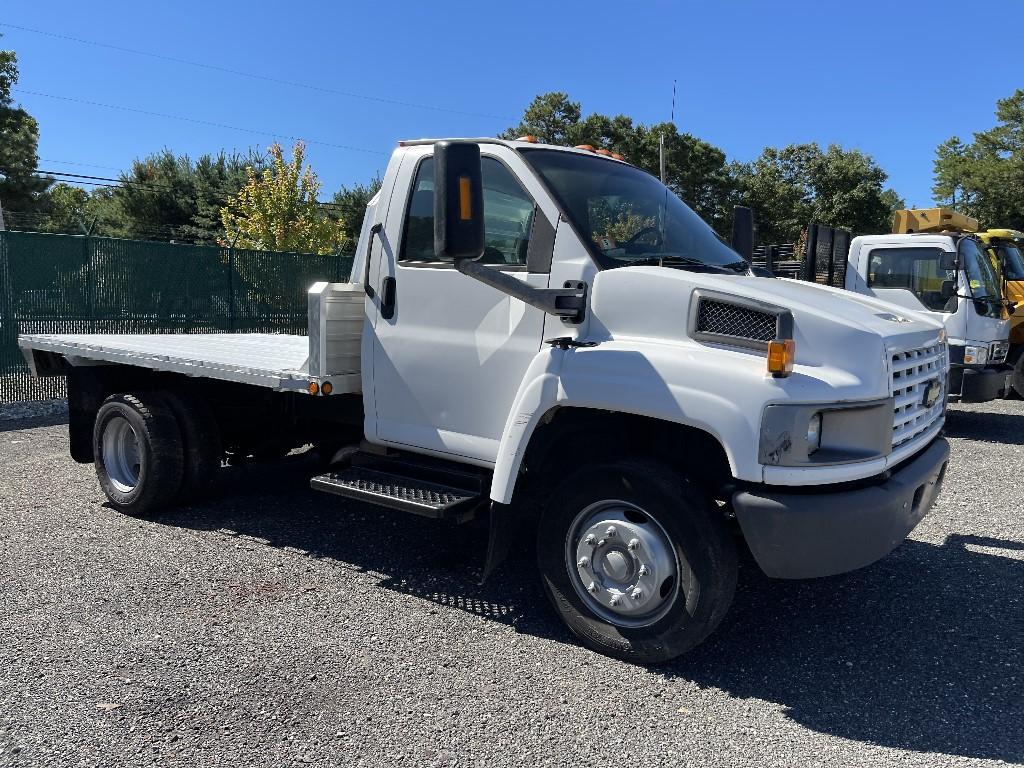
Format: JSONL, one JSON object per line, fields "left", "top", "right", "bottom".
{"left": 365, "top": 145, "right": 554, "bottom": 465}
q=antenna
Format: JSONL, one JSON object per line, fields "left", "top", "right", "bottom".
{"left": 659, "top": 80, "right": 677, "bottom": 184}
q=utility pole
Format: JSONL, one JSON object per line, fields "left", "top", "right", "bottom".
{"left": 0, "top": 200, "right": 6, "bottom": 232}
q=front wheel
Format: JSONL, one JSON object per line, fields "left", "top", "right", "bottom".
{"left": 537, "top": 459, "right": 737, "bottom": 664}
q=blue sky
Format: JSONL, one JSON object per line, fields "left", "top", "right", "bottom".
{"left": 2, "top": 0, "right": 1021, "bottom": 208}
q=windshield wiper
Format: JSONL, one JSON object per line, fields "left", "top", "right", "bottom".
{"left": 625, "top": 255, "right": 749, "bottom": 274}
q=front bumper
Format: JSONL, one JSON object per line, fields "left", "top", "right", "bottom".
{"left": 949, "top": 364, "right": 1012, "bottom": 403}
{"left": 733, "top": 437, "right": 949, "bottom": 579}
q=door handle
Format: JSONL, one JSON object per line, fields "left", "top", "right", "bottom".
{"left": 380, "top": 276, "right": 397, "bottom": 320}
{"left": 363, "top": 223, "right": 382, "bottom": 297}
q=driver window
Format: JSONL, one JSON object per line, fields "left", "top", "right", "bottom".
{"left": 866, "top": 247, "right": 955, "bottom": 312}
{"left": 400, "top": 156, "right": 535, "bottom": 266}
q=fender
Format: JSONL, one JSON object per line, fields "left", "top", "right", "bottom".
{"left": 488, "top": 340, "right": 774, "bottom": 504}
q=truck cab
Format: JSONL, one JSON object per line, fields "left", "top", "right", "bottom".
{"left": 845, "top": 208, "right": 1011, "bottom": 402}
{"left": 19, "top": 138, "right": 952, "bottom": 664}
{"left": 976, "top": 228, "right": 1024, "bottom": 396}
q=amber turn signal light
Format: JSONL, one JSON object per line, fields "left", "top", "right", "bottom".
{"left": 320, "top": 381, "right": 333, "bottom": 396}
{"left": 308, "top": 381, "right": 319, "bottom": 395}
{"left": 767, "top": 339, "right": 795, "bottom": 377}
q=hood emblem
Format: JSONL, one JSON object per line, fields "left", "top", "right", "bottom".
{"left": 875, "top": 312, "right": 911, "bottom": 323}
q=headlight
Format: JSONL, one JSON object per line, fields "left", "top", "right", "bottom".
{"left": 964, "top": 345, "right": 988, "bottom": 365}
{"left": 806, "top": 412, "right": 822, "bottom": 455}
{"left": 759, "top": 401, "right": 892, "bottom": 467}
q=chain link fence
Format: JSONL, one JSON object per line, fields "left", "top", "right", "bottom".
{"left": 0, "top": 231, "right": 353, "bottom": 403}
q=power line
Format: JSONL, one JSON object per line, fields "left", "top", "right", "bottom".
{"left": 7, "top": 164, "right": 354, "bottom": 207}
{"left": 37, "top": 169, "right": 178, "bottom": 192}
{"left": 2, "top": 165, "right": 178, "bottom": 194}
{"left": 0, "top": 21, "right": 515, "bottom": 122}
{"left": 40, "top": 158, "right": 126, "bottom": 172}
{"left": 14, "top": 88, "right": 389, "bottom": 156}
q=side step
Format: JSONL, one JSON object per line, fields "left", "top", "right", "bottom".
{"left": 310, "top": 464, "right": 483, "bottom": 520}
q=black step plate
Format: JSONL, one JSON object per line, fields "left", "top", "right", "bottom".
{"left": 310, "top": 466, "right": 480, "bottom": 519}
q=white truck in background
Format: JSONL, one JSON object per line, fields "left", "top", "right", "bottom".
{"left": 20, "top": 138, "right": 950, "bottom": 664}
{"left": 782, "top": 210, "right": 1012, "bottom": 403}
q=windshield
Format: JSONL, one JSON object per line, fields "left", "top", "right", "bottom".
{"left": 959, "top": 237, "right": 1003, "bottom": 317}
{"left": 996, "top": 243, "right": 1024, "bottom": 281}
{"left": 520, "top": 149, "right": 747, "bottom": 272}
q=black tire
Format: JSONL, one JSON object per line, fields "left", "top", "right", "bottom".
{"left": 1011, "top": 354, "right": 1024, "bottom": 399}
{"left": 93, "top": 392, "right": 184, "bottom": 516}
{"left": 537, "top": 459, "right": 737, "bottom": 664}
{"left": 158, "top": 388, "right": 223, "bottom": 501}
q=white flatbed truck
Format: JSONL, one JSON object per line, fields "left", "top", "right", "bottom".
{"left": 20, "top": 138, "right": 951, "bottom": 663}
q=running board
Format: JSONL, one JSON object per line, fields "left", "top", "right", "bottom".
{"left": 310, "top": 466, "right": 482, "bottom": 520}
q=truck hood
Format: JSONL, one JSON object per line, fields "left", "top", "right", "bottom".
{"left": 589, "top": 267, "right": 946, "bottom": 393}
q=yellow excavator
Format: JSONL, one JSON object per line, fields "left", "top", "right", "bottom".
{"left": 975, "top": 228, "right": 1024, "bottom": 396}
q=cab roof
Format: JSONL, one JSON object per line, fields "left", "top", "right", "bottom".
{"left": 395, "top": 137, "right": 631, "bottom": 164}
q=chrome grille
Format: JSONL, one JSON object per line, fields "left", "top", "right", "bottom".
{"left": 695, "top": 299, "right": 777, "bottom": 343}
{"left": 891, "top": 343, "right": 946, "bottom": 449}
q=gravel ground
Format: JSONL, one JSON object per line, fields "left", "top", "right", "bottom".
{"left": 0, "top": 401, "right": 1021, "bottom": 767}
{"left": 0, "top": 399, "right": 67, "bottom": 423}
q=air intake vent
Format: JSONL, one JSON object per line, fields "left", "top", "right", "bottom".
{"left": 695, "top": 298, "right": 778, "bottom": 343}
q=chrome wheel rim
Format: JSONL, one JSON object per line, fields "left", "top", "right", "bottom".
{"left": 565, "top": 500, "right": 680, "bottom": 628}
{"left": 102, "top": 416, "right": 141, "bottom": 493}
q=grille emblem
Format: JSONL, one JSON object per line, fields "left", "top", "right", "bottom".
{"left": 922, "top": 379, "right": 942, "bottom": 408}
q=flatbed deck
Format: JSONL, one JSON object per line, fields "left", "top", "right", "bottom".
{"left": 18, "top": 333, "right": 360, "bottom": 393}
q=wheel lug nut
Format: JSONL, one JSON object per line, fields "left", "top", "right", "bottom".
{"left": 584, "top": 534, "right": 596, "bottom": 546}
{"left": 631, "top": 589, "right": 643, "bottom": 601}
{"left": 609, "top": 595, "right": 621, "bottom": 607}
{"left": 627, "top": 538, "right": 640, "bottom": 551}
{"left": 577, "top": 556, "right": 590, "bottom": 569}
{"left": 587, "top": 581, "right": 599, "bottom": 593}
{"left": 597, "top": 539, "right": 607, "bottom": 547}
{"left": 638, "top": 565, "right": 649, "bottom": 577}
{"left": 605, "top": 526, "right": 617, "bottom": 538}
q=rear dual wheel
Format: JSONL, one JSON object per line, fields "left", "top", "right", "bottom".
{"left": 94, "top": 392, "right": 184, "bottom": 516}
{"left": 537, "top": 459, "right": 737, "bottom": 665}
{"left": 93, "top": 390, "right": 221, "bottom": 516}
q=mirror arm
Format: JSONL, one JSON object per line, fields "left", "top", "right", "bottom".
{"left": 455, "top": 259, "right": 587, "bottom": 322}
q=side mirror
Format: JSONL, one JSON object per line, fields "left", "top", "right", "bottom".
{"left": 940, "top": 280, "right": 956, "bottom": 300}
{"left": 731, "top": 205, "right": 755, "bottom": 261}
{"left": 939, "top": 251, "right": 958, "bottom": 271}
{"left": 433, "top": 141, "right": 485, "bottom": 262}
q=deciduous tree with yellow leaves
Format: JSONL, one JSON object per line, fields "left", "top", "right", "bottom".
{"left": 220, "top": 141, "right": 345, "bottom": 254}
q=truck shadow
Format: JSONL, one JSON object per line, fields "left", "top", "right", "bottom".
{"left": 669, "top": 532, "right": 1023, "bottom": 762}
{"left": 944, "top": 407, "right": 1024, "bottom": 445}
{"left": 155, "top": 456, "right": 1022, "bottom": 763}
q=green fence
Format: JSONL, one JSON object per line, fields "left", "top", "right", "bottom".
{"left": 0, "top": 231, "right": 353, "bottom": 404}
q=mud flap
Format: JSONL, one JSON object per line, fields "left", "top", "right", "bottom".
{"left": 480, "top": 501, "right": 513, "bottom": 584}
